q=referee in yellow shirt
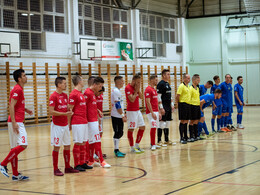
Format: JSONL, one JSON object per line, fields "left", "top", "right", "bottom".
{"left": 176, "top": 73, "right": 191, "bottom": 144}
{"left": 188, "top": 74, "right": 201, "bottom": 142}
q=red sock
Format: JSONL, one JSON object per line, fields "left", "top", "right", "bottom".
{"left": 63, "top": 150, "right": 71, "bottom": 169}
{"left": 11, "top": 156, "right": 18, "bottom": 176}
{"left": 150, "top": 128, "right": 156, "bottom": 146}
{"left": 136, "top": 129, "right": 145, "bottom": 144}
{"left": 127, "top": 131, "right": 134, "bottom": 147}
{"left": 52, "top": 150, "right": 59, "bottom": 171}
{"left": 80, "top": 145, "right": 86, "bottom": 165}
{"left": 95, "top": 142, "right": 104, "bottom": 163}
{"left": 73, "top": 145, "right": 80, "bottom": 167}
{"left": 1, "top": 145, "right": 25, "bottom": 166}
{"left": 89, "top": 143, "right": 95, "bottom": 162}
{"left": 85, "top": 142, "right": 90, "bottom": 163}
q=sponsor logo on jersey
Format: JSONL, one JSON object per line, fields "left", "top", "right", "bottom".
{"left": 13, "top": 93, "right": 18, "bottom": 97}
{"left": 80, "top": 96, "right": 83, "bottom": 100}
{"left": 59, "top": 99, "right": 62, "bottom": 104}
{"left": 127, "top": 91, "right": 130, "bottom": 94}
{"left": 70, "top": 99, "right": 74, "bottom": 103}
{"left": 80, "top": 102, "right": 86, "bottom": 106}
{"left": 58, "top": 105, "right": 67, "bottom": 109}
{"left": 64, "top": 99, "right": 67, "bottom": 103}
{"left": 50, "top": 100, "right": 54, "bottom": 104}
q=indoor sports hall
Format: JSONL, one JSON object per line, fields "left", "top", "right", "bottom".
{"left": 0, "top": 0, "right": 260, "bottom": 194}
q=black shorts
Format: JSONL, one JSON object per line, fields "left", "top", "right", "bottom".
{"left": 190, "top": 105, "right": 201, "bottom": 120}
{"left": 111, "top": 116, "right": 124, "bottom": 132}
{"left": 178, "top": 102, "right": 191, "bottom": 120}
{"left": 161, "top": 109, "right": 172, "bottom": 121}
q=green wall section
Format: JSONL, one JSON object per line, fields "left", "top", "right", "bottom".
{"left": 185, "top": 16, "right": 260, "bottom": 104}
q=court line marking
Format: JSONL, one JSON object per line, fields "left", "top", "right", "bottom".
{"left": 164, "top": 159, "right": 260, "bottom": 194}
{"left": 0, "top": 188, "right": 64, "bottom": 195}
{"left": 113, "top": 165, "right": 147, "bottom": 183}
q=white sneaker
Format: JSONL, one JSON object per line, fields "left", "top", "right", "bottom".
{"left": 101, "top": 161, "right": 111, "bottom": 168}
{"left": 151, "top": 145, "right": 156, "bottom": 151}
{"left": 155, "top": 145, "right": 161, "bottom": 149}
{"left": 136, "top": 147, "right": 145, "bottom": 153}
{"left": 130, "top": 147, "right": 142, "bottom": 154}
{"left": 239, "top": 124, "right": 245, "bottom": 129}
{"left": 158, "top": 141, "right": 167, "bottom": 147}
{"left": 93, "top": 154, "right": 99, "bottom": 160}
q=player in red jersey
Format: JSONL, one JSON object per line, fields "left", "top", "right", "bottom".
{"left": 125, "top": 74, "right": 145, "bottom": 154}
{"left": 49, "top": 77, "right": 79, "bottom": 176}
{"left": 96, "top": 86, "right": 104, "bottom": 137}
{"left": 68, "top": 75, "right": 93, "bottom": 172}
{"left": 145, "top": 75, "right": 162, "bottom": 151}
{"left": 0, "top": 69, "right": 32, "bottom": 181}
{"left": 84, "top": 77, "right": 111, "bottom": 168}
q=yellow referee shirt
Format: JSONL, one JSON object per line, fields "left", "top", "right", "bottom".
{"left": 177, "top": 83, "right": 190, "bottom": 103}
{"left": 189, "top": 85, "right": 200, "bottom": 106}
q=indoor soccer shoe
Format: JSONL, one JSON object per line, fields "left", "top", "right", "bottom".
{"left": 74, "top": 165, "right": 86, "bottom": 172}
{"left": 151, "top": 145, "right": 156, "bottom": 151}
{"left": 12, "top": 173, "right": 29, "bottom": 181}
{"left": 118, "top": 151, "right": 126, "bottom": 155}
{"left": 54, "top": 169, "right": 64, "bottom": 176}
{"left": 237, "top": 124, "right": 245, "bottom": 129}
{"left": 0, "top": 163, "right": 9, "bottom": 178}
{"left": 130, "top": 147, "right": 142, "bottom": 154}
{"left": 81, "top": 163, "right": 93, "bottom": 169}
{"left": 114, "top": 151, "right": 125, "bottom": 158}
{"left": 136, "top": 147, "right": 145, "bottom": 153}
{"left": 231, "top": 126, "right": 237, "bottom": 131}
{"left": 180, "top": 139, "right": 187, "bottom": 144}
{"left": 101, "top": 161, "right": 111, "bottom": 168}
{"left": 155, "top": 145, "right": 161, "bottom": 149}
{"left": 158, "top": 141, "right": 167, "bottom": 147}
{"left": 65, "top": 167, "right": 80, "bottom": 173}
{"left": 88, "top": 161, "right": 101, "bottom": 167}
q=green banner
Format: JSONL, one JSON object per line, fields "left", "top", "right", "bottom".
{"left": 119, "top": 42, "right": 133, "bottom": 61}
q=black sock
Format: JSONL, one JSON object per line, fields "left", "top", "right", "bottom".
{"left": 183, "top": 123, "right": 188, "bottom": 140}
{"left": 163, "top": 128, "right": 169, "bottom": 142}
{"left": 179, "top": 123, "right": 184, "bottom": 140}
{"left": 114, "top": 149, "right": 119, "bottom": 152}
{"left": 193, "top": 124, "right": 198, "bottom": 138}
{"left": 189, "top": 125, "right": 194, "bottom": 139}
{"left": 157, "top": 128, "right": 162, "bottom": 143}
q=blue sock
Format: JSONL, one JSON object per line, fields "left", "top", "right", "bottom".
{"left": 211, "top": 118, "right": 215, "bottom": 132}
{"left": 198, "top": 122, "right": 203, "bottom": 136}
{"left": 224, "top": 116, "right": 228, "bottom": 127}
{"left": 240, "top": 115, "right": 243, "bottom": 124}
{"left": 217, "top": 118, "right": 221, "bottom": 131}
{"left": 203, "top": 122, "right": 209, "bottom": 135}
{"left": 237, "top": 114, "right": 240, "bottom": 124}
{"left": 221, "top": 117, "right": 224, "bottom": 127}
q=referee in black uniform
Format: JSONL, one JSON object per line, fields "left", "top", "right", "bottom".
{"left": 157, "top": 69, "right": 174, "bottom": 146}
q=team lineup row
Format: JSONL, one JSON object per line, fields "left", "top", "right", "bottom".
{"left": 0, "top": 68, "right": 245, "bottom": 180}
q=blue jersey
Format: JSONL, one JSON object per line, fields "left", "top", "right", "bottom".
{"left": 211, "top": 84, "right": 222, "bottom": 107}
{"left": 200, "top": 94, "right": 215, "bottom": 110}
{"left": 199, "top": 85, "right": 207, "bottom": 96}
{"left": 228, "top": 85, "right": 233, "bottom": 106}
{"left": 218, "top": 82, "right": 232, "bottom": 106}
{"left": 210, "top": 84, "right": 219, "bottom": 94}
{"left": 234, "top": 83, "right": 244, "bottom": 104}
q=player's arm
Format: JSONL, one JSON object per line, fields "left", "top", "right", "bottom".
{"left": 146, "top": 97, "right": 157, "bottom": 120}
{"left": 200, "top": 100, "right": 205, "bottom": 111}
{"left": 138, "top": 90, "right": 143, "bottom": 100}
{"left": 9, "top": 98, "right": 19, "bottom": 134}
{"left": 49, "top": 106, "right": 73, "bottom": 116}
{"left": 157, "top": 93, "right": 165, "bottom": 115}
{"left": 171, "top": 97, "right": 175, "bottom": 111}
{"left": 25, "top": 108, "right": 33, "bottom": 115}
{"left": 128, "top": 93, "right": 139, "bottom": 103}
{"left": 97, "top": 109, "right": 103, "bottom": 118}
{"left": 67, "top": 104, "right": 74, "bottom": 130}
{"left": 212, "top": 101, "right": 216, "bottom": 109}
{"left": 234, "top": 91, "right": 242, "bottom": 105}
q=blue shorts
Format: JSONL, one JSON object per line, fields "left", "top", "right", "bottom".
{"left": 222, "top": 103, "right": 231, "bottom": 114}
{"left": 236, "top": 104, "right": 243, "bottom": 113}
{"left": 200, "top": 110, "right": 204, "bottom": 117}
{"left": 212, "top": 106, "right": 222, "bottom": 116}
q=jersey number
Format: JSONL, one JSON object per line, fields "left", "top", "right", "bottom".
{"left": 21, "top": 136, "right": 25, "bottom": 143}
{"left": 94, "top": 134, "right": 101, "bottom": 141}
{"left": 54, "top": 137, "right": 59, "bottom": 145}
{"left": 130, "top": 122, "right": 136, "bottom": 128}
{"left": 152, "top": 121, "right": 157, "bottom": 127}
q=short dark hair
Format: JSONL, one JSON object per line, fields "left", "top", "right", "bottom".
{"left": 207, "top": 80, "right": 213, "bottom": 86}
{"left": 132, "top": 74, "right": 141, "bottom": 80}
{"left": 162, "top": 69, "right": 170, "bottom": 76}
{"left": 192, "top": 74, "right": 200, "bottom": 81}
{"left": 114, "top": 75, "right": 123, "bottom": 82}
{"left": 55, "top": 77, "right": 66, "bottom": 87}
{"left": 214, "top": 88, "right": 222, "bottom": 94}
{"left": 149, "top": 75, "right": 157, "bottom": 81}
{"left": 13, "top": 69, "right": 25, "bottom": 83}
{"left": 213, "top": 75, "right": 219, "bottom": 81}
{"left": 225, "top": 74, "right": 231, "bottom": 78}
{"left": 99, "top": 86, "right": 105, "bottom": 92}
{"left": 237, "top": 76, "right": 243, "bottom": 81}
{"left": 88, "top": 76, "right": 96, "bottom": 86}
{"left": 72, "top": 75, "right": 82, "bottom": 86}
{"left": 93, "top": 76, "right": 104, "bottom": 84}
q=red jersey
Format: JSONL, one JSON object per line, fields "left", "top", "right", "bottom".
{"left": 49, "top": 91, "right": 68, "bottom": 126}
{"left": 125, "top": 83, "right": 139, "bottom": 111}
{"left": 69, "top": 89, "right": 87, "bottom": 125}
{"left": 145, "top": 86, "right": 159, "bottom": 114}
{"left": 8, "top": 84, "right": 25, "bottom": 122}
{"left": 84, "top": 88, "right": 98, "bottom": 122}
{"left": 96, "top": 94, "right": 103, "bottom": 118}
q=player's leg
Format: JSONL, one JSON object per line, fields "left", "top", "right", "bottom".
{"left": 112, "top": 117, "right": 125, "bottom": 157}
{"left": 79, "top": 124, "right": 92, "bottom": 169}
{"left": 148, "top": 112, "right": 159, "bottom": 150}
{"left": 1, "top": 123, "right": 28, "bottom": 180}
{"left": 163, "top": 110, "right": 173, "bottom": 145}
{"left": 211, "top": 113, "right": 216, "bottom": 133}
{"left": 158, "top": 121, "right": 167, "bottom": 146}
{"left": 135, "top": 111, "right": 145, "bottom": 152}
{"left": 237, "top": 105, "right": 244, "bottom": 129}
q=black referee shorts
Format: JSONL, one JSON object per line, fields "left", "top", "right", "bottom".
{"left": 190, "top": 105, "right": 201, "bottom": 120}
{"left": 178, "top": 102, "right": 191, "bottom": 120}
{"left": 161, "top": 109, "right": 172, "bottom": 121}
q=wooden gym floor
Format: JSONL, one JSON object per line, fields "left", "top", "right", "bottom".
{"left": 0, "top": 106, "right": 260, "bottom": 195}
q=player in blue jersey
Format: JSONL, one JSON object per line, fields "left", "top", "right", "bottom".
{"left": 218, "top": 74, "right": 232, "bottom": 132}
{"left": 210, "top": 75, "right": 223, "bottom": 133}
{"left": 199, "top": 80, "right": 213, "bottom": 96}
{"left": 198, "top": 89, "right": 222, "bottom": 139}
{"left": 234, "top": 76, "right": 245, "bottom": 129}
{"left": 227, "top": 77, "right": 236, "bottom": 131}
